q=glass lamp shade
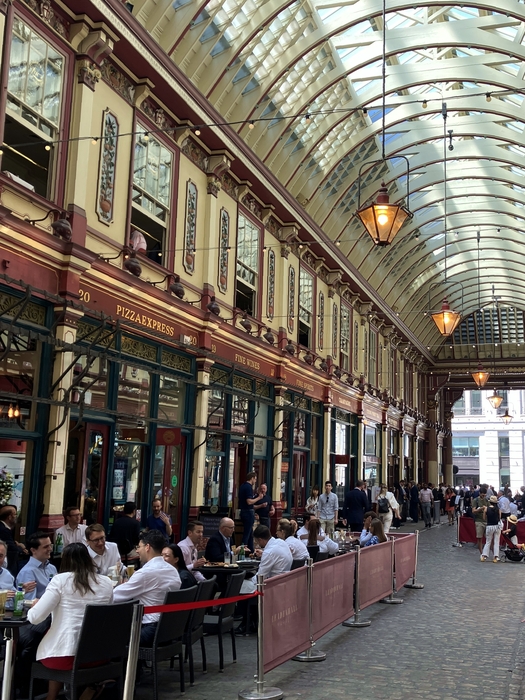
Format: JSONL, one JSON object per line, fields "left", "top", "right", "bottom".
{"left": 487, "top": 391, "right": 503, "bottom": 409}
{"left": 501, "top": 409, "right": 513, "bottom": 425}
{"left": 356, "top": 184, "right": 412, "bottom": 246}
{"left": 431, "top": 298, "right": 461, "bottom": 336}
{"left": 471, "top": 364, "right": 490, "bottom": 388}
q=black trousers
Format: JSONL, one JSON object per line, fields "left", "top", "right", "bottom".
{"left": 15, "top": 616, "right": 51, "bottom": 695}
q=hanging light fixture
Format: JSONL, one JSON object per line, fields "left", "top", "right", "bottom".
{"left": 471, "top": 362, "right": 490, "bottom": 388}
{"left": 430, "top": 105, "right": 460, "bottom": 336}
{"left": 501, "top": 409, "right": 513, "bottom": 425}
{"left": 354, "top": 0, "right": 412, "bottom": 246}
{"left": 431, "top": 299, "right": 461, "bottom": 336}
{"left": 487, "top": 390, "right": 503, "bottom": 409}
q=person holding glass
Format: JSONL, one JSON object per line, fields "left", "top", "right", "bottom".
{"left": 305, "top": 485, "right": 320, "bottom": 516}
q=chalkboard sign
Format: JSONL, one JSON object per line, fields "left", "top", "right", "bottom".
{"left": 199, "top": 507, "right": 230, "bottom": 538}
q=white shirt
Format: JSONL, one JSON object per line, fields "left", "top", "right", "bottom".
{"left": 55, "top": 523, "right": 87, "bottom": 547}
{"left": 177, "top": 536, "right": 205, "bottom": 582}
{"left": 27, "top": 572, "right": 113, "bottom": 660}
{"left": 113, "top": 555, "right": 181, "bottom": 623}
{"left": 297, "top": 524, "right": 325, "bottom": 540}
{"left": 285, "top": 536, "right": 308, "bottom": 561}
{"left": 318, "top": 537, "right": 338, "bottom": 555}
{"left": 258, "top": 537, "right": 292, "bottom": 579}
{"left": 510, "top": 502, "right": 519, "bottom": 516}
{"left": 87, "top": 541, "right": 123, "bottom": 576}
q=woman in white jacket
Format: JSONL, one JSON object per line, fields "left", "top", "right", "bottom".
{"left": 27, "top": 542, "right": 114, "bottom": 700}
{"left": 376, "top": 484, "right": 400, "bottom": 534}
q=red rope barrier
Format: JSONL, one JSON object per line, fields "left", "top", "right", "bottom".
{"left": 143, "top": 591, "right": 261, "bottom": 614}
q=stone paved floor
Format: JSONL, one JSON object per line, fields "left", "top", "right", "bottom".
{"left": 135, "top": 518, "right": 525, "bottom": 700}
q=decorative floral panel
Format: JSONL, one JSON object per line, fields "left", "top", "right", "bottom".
{"left": 218, "top": 208, "right": 230, "bottom": 293}
{"left": 318, "top": 292, "right": 324, "bottom": 350}
{"left": 354, "top": 321, "right": 359, "bottom": 371}
{"left": 267, "top": 249, "right": 275, "bottom": 321}
{"left": 287, "top": 266, "right": 295, "bottom": 334}
{"left": 332, "top": 303, "right": 338, "bottom": 359}
{"left": 99, "top": 60, "right": 135, "bottom": 103}
{"left": 96, "top": 110, "right": 118, "bottom": 225}
{"left": 184, "top": 180, "right": 197, "bottom": 274}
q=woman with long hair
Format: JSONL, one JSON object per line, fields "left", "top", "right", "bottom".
{"left": 306, "top": 518, "right": 338, "bottom": 555}
{"left": 162, "top": 544, "right": 197, "bottom": 589}
{"left": 445, "top": 486, "right": 456, "bottom": 525}
{"left": 27, "top": 542, "right": 113, "bottom": 700}
{"left": 305, "top": 486, "right": 320, "bottom": 515}
{"left": 375, "top": 483, "right": 400, "bottom": 534}
{"left": 363, "top": 519, "right": 387, "bottom": 546}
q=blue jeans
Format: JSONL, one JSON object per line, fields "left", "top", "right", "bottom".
{"left": 240, "top": 509, "right": 255, "bottom": 552}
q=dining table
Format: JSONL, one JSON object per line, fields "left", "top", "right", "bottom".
{"left": 0, "top": 610, "right": 30, "bottom": 700}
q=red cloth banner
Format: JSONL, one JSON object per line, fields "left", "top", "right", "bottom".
{"left": 359, "top": 541, "right": 393, "bottom": 609}
{"left": 263, "top": 567, "right": 310, "bottom": 674}
{"left": 311, "top": 551, "right": 355, "bottom": 641}
{"left": 458, "top": 516, "right": 525, "bottom": 544}
{"left": 393, "top": 533, "right": 416, "bottom": 590}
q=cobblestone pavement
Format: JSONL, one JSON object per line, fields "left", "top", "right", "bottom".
{"left": 135, "top": 519, "right": 525, "bottom": 700}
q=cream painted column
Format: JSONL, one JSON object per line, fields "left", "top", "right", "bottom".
{"left": 40, "top": 307, "right": 84, "bottom": 529}
{"left": 202, "top": 154, "right": 232, "bottom": 283}
{"left": 323, "top": 404, "right": 332, "bottom": 482}
{"left": 272, "top": 388, "right": 285, "bottom": 516}
{"left": 190, "top": 358, "right": 213, "bottom": 507}
{"left": 381, "top": 425, "right": 388, "bottom": 485}
{"left": 66, "top": 27, "right": 117, "bottom": 208}
{"left": 443, "top": 431, "right": 453, "bottom": 485}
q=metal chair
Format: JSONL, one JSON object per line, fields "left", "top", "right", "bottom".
{"left": 290, "top": 558, "right": 307, "bottom": 570}
{"left": 29, "top": 601, "right": 134, "bottom": 700}
{"left": 314, "top": 551, "right": 329, "bottom": 562}
{"left": 202, "top": 571, "right": 245, "bottom": 672}
{"left": 139, "top": 586, "right": 197, "bottom": 698}
{"left": 181, "top": 576, "right": 217, "bottom": 685}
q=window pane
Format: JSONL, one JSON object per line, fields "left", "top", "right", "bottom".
{"left": 299, "top": 268, "right": 313, "bottom": 324}
{"left": 237, "top": 214, "right": 260, "bottom": 273}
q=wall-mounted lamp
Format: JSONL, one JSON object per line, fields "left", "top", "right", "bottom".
{"left": 27, "top": 209, "right": 72, "bottom": 241}
{"left": 501, "top": 409, "right": 513, "bottom": 425}
{"left": 284, "top": 339, "right": 295, "bottom": 356}
{"left": 100, "top": 246, "right": 142, "bottom": 277}
{"left": 150, "top": 274, "right": 185, "bottom": 299}
{"left": 262, "top": 328, "right": 274, "bottom": 345}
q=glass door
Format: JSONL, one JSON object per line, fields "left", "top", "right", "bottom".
{"left": 291, "top": 451, "right": 306, "bottom": 516}
{"left": 79, "top": 424, "right": 110, "bottom": 525}
{"left": 153, "top": 440, "right": 185, "bottom": 542}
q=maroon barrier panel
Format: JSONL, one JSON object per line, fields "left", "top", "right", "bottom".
{"left": 263, "top": 566, "right": 310, "bottom": 674}
{"left": 392, "top": 533, "right": 416, "bottom": 590}
{"left": 458, "top": 516, "right": 525, "bottom": 544}
{"left": 359, "top": 540, "right": 393, "bottom": 609}
{"left": 311, "top": 551, "right": 355, "bottom": 641}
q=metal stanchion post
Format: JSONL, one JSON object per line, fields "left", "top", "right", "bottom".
{"left": 342, "top": 545, "right": 371, "bottom": 628}
{"left": 1, "top": 629, "right": 14, "bottom": 700}
{"left": 379, "top": 538, "right": 403, "bottom": 605}
{"left": 123, "top": 602, "right": 144, "bottom": 700}
{"left": 452, "top": 514, "right": 463, "bottom": 547}
{"left": 404, "top": 530, "right": 424, "bottom": 589}
{"left": 238, "top": 575, "right": 283, "bottom": 700}
{"left": 293, "top": 558, "right": 326, "bottom": 662}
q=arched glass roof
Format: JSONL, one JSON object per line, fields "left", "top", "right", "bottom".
{"left": 132, "top": 0, "right": 525, "bottom": 350}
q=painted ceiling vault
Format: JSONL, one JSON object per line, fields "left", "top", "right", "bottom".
{"left": 131, "top": 0, "right": 525, "bottom": 355}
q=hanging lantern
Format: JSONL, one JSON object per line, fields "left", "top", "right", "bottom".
{"left": 487, "top": 390, "right": 503, "bottom": 409}
{"left": 430, "top": 298, "right": 461, "bottom": 336}
{"left": 356, "top": 183, "right": 412, "bottom": 246}
{"left": 471, "top": 363, "right": 490, "bottom": 388}
{"left": 501, "top": 409, "right": 513, "bottom": 425}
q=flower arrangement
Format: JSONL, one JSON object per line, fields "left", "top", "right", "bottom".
{"left": 0, "top": 468, "right": 15, "bottom": 504}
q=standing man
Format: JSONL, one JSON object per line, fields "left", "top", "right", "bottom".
{"left": 342, "top": 480, "right": 369, "bottom": 532}
{"left": 177, "top": 521, "right": 206, "bottom": 581}
{"left": 318, "top": 481, "right": 339, "bottom": 537}
{"left": 472, "top": 487, "right": 489, "bottom": 555}
{"left": 108, "top": 501, "right": 141, "bottom": 551}
{"left": 238, "top": 471, "right": 263, "bottom": 554}
{"left": 85, "top": 524, "right": 124, "bottom": 576}
{"left": 254, "top": 483, "right": 275, "bottom": 529}
{"left": 497, "top": 490, "right": 511, "bottom": 519}
{"left": 409, "top": 481, "right": 420, "bottom": 523}
{"left": 147, "top": 498, "right": 172, "bottom": 542}
{"left": 0, "top": 505, "right": 26, "bottom": 575}
{"left": 54, "top": 506, "right": 87, "bottom": 546}
{"left": 419, "top": 483, "right": 434, "bottom": 528}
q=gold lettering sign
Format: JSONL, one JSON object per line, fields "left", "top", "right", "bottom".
{"left": 295, "top": 378, "right": 314, "bottom": 392}
{"left": 116, "top": 304, "right": 175, "bottom": 337}
{"left": 234, "top": 353, "right": 261, "bottom": 371}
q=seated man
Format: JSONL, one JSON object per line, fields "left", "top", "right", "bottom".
{"left": 15, "top": 532, "right": 57, "bottom": 697}
{"left": 254, "top": 524, "right": 292, "bottom": 579}
{"left": 113, "top": 529, "right": 181, "bottom": 646}
{"left": 0, "top": 540, "right": 15, "bottom": 594}
{"left": 85, "top": 523, "right": 124, "bottom": 576}
{"left": 54, "top": 506, "right": 87, "bottom": 547}
{"left": 108, "top": 501, "right": 141, "bottom": 556}
{"left": 16, "top": 531, "right": 57, "bottom": 599}
{"left": 276, "top": 520, "right": 308, "bottom": 560}
{"left": 205, "top": 517, "right": 247, "bottom": 561}
{"left": 177, "top": 521, "right": 206, "bottom": 582}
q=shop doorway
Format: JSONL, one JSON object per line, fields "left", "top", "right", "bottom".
{"left": 153, "top": 430, "right": 185, "bottom": 542}
{"left": 65, "top": 423, "right": 110, "bottom": 525}
{"left": 228, "top": 441, "right": 249, "bottom": 514}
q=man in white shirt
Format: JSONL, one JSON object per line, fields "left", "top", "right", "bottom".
{"left": 253, "top": 525, "right": 292, "bottom": 578}
{"left": 55, "top": 506, "right": 87, "bottom": 547}
{"left": 297, "top": 513, "right": 325, "bottom": 541}
{"left": 177, "top": 521, "right": 206, "bottom": 582}
{"left": 113, "top": 529, "right": 181, "bottom": 645}
{"left": 85, "top": 524, "right": 123, "bottom": 576}
{"left": 317, "top": 481, "right": 339, "bottom": 537}
{"left": 276, "top": 520, "right": 308, "bottom": 561}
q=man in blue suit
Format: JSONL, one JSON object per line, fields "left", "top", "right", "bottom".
{"left": 342, "top": 480, "right": 369, "bottom": 532}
